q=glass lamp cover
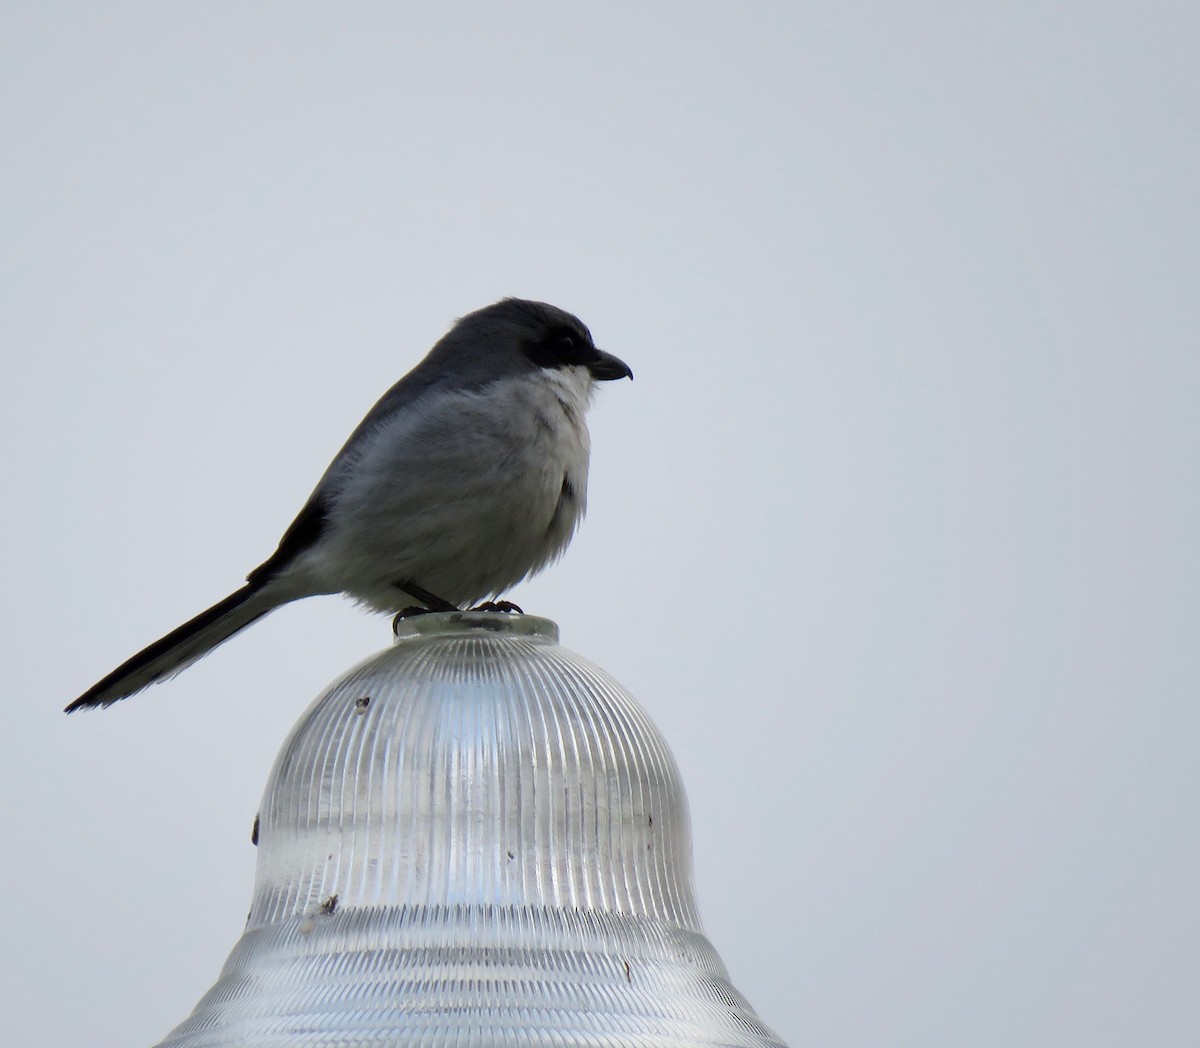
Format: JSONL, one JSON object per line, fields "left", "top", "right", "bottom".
{"left": 154, "top": 612, "right": 787, "bottom": 1048}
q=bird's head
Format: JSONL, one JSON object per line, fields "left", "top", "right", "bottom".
{"left": 439, "top": 299, "right": 632, "bottom": 386}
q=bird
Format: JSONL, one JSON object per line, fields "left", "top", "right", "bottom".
{"left": 66, "top": 298, "right": 631, "bottom": 712}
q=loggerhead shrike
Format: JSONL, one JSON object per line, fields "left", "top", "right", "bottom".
{"left": 67, "top": 298, "right": 631, "bottom": 712}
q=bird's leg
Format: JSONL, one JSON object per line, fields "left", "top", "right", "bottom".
{"left": 472, "top": 600, "right": 524, "bottom": 614}
{"left": 394, "top": 581, "right": 458, "bottom": 612}
{"left": 392, "top": 583, "right": 456, "bottom": 631}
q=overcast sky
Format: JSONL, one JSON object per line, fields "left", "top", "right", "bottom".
{"left": 4, "top": 4, "right": 1198, "bottom": 1047}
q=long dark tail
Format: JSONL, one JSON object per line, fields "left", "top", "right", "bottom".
{"left": 66, "top": 582, "right": 290, "bottom": 712}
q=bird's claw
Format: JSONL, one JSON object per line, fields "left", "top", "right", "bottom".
{"left": 472, "top": 600, "right": 523, "bottom": 614}
{"left": 393, "top": 599, "right": 522, "bottom": 633}
{"left": 392, "top": 606, "right": 435, "bottom": 631}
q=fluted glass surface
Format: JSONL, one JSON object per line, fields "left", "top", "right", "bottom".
{"left": 155, "top": 612, "right": 786, "bottom": 1048}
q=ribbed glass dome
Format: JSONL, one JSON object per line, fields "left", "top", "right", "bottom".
{"left": 155, "top": 612, "right": 786, "bottom": 1048}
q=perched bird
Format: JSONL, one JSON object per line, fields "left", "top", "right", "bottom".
{"left": 67, "top": 298, "right": 631, "bottom": 711}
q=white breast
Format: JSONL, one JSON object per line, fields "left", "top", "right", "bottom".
{"left": 303, "top": 367, "right": 597, "bottom": 611}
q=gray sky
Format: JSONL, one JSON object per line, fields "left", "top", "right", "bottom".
{"left": 4, "top": 4, "right": 1198, "bottom": 1046}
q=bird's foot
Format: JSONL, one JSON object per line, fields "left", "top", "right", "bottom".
{"left": 393, "top": 607, "right": 435, "bottom": 629}
{"left": 471, "top": 600, "right": 523, "bottom": 614}
{"left": 392, "top": 580, "right": 460, "bottom": 632}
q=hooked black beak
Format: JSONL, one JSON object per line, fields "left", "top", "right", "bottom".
{"left": 587, "top": 348, "right": 633, "bottom": 381}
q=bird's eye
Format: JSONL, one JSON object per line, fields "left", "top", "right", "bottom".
{"left": 523, "top": 327, "right": 592, "bottom": 370}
